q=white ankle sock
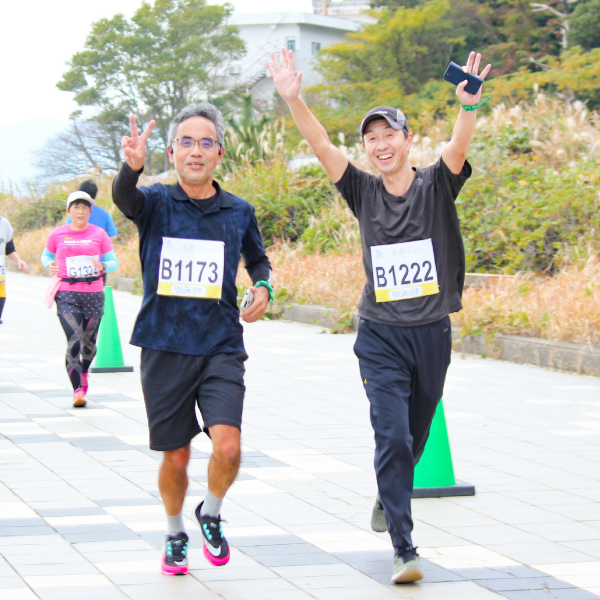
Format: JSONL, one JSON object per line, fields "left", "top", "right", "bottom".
{"left": 200, "top": 491, "right": 224, "bottom": 517}
{"left": 166, "top": 512, "right": 185, "bottom": 537}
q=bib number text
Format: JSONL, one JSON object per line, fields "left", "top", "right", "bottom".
{"left": 371, "top": 239, "right": 439, "bottom": 302}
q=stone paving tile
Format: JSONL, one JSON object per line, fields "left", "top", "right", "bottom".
{"left": 1, "top": 273, "right": 600, "bottom": 599}
{"left": 0, "top": 576, "right": 30, "bottom": 589}
{"left": 483, "top": 576, "right": 574, "bottom": 592}
{"left": 35, "top": 508, "right": 108, "bottom": 517}
{"left": 0, "top": 527, "right": 55, "bottom": 537}
{"left": 2, "top": 590, "right": 39, "bottom": 600}
{"left": 33, "top": 588, "right": 128, "bottom": 600}
{"left": 499, "top": 591, "right": 600, "bottom": 600}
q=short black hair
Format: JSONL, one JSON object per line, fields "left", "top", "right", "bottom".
{"left": 70, "top": 199, "right": 92, "bottom": 209}
{"left": 79, "top": 179, "right": 98, "bottom": 199}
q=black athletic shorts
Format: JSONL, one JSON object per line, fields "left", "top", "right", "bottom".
{"left": 56, "top": 291, "right": 104, "bottom": 318}
{"left": 140, "top": 348, "right": 248, "bottom": 451}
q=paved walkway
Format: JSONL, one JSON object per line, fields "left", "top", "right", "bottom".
{"left": 1, "top": 271, "right": 600, "bottom": 600}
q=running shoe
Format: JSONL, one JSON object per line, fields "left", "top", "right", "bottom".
{"left": 194, "top": 501, "right": 230, "bottom": 566}
{"left": 161, "top": 531, "right": 189, "bottom": 575}
{"left": 370, "top": 493, "right": 387, "bottom": 532}
{"left": 391, "top": 545, "right": 424, "bottom": 584}
{"left": 72, "top": 387, "right": 86, "bottom": 407}
{"left": 80, "top": 372, "right": 89, "bottom": 395}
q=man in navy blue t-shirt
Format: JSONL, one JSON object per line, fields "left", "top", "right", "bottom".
{"left": 113, "top": 103, "right": 273, "bottom": 576}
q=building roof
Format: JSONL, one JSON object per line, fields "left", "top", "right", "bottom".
{"left": 227, "top": 11, "right": 358, "bottom": 31}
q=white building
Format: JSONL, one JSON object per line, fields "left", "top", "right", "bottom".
{"left": 312, "top": 0, "right": 373, "bottom": 22}
{"left": 221, "top": 12, "right": 358, "bottom": 106}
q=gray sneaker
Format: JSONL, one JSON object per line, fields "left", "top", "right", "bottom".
{"left": 370, "top": 493, "right": 387, "bottom": 532}
{"left": 391, "top": 547, "right": 424, "bottom": 584}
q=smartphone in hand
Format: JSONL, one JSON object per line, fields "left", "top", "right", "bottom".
{"left": 240, "top": 288, "right": 254, "bottom": 311}
{"left": 444, "top": 62, "right": 483, "bottom": 95}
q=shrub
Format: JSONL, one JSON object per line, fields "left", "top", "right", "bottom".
{"left": 300, "top": 194, "right": 360, "bottom": 254}
{"left": 13, "top": 194, "right": 66, "bottom": 232}
{"left": 225, "top": 158, "right": 336, "bottom": 246}
{"left": 460, "top": 97, "right": 600, "bottom": 273}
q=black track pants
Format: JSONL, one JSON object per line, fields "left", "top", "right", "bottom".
{"left": 58, "top": 313, "right": 101, "bottom": 391}
{"left": 354, "top": 316, "right": 452, "bottom": 550}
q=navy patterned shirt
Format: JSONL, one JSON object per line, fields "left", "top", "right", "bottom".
{"left": 113, "top": 164, "right": 271, "bottom": 356}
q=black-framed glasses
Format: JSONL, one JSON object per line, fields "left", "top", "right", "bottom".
{"left": 174, "top": 137, "right": 221, "bottom": 151}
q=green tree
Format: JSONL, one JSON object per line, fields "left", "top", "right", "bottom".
{"left": 315, "top": 0, "right": 463, "bottom": 103}
{"left": 490, "top": 47, "right": 600, "bottom": 108}
{"left": 570, "top": 0, "right": 600, "bottom": 49}
{"left": 57, "top": 0, "right": 245, "bottom": 172}
{"left": 366, "top": 0, "right": 561, "bottom": 73}
{"left": 309, "top": 0, "right": 572, "bottom": 140}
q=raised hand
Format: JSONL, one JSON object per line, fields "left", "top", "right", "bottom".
{"left": 121, "top": 115, "right": 155, "bottom": 171}
{"left": 266, "top": 49, "right": 303, "bottom": 103}
{"left": 456, "top": 51, "right": 492, "bottom": 107}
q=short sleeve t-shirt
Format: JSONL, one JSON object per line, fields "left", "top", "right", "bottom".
{"left": 0, "top": 217, "right": 14, "bottom": 285}
{"left": 335, "top": 157, "right": 471, "bottom": 327}
{"left": 46, "top": 224, "right": 113, "bottom": 293}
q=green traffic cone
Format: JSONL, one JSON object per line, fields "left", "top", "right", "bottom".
{"left": 412, "top": 399, "right": 475, "bottom": 498}
{"left": 90, "top": 286, "right": 133, "bottom": 373}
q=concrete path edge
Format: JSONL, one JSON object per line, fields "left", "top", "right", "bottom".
{"left": 112, "top": 276, "right": 600, "bottom": 377}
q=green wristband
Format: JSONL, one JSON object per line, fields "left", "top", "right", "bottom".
{"left": 461, "top": 96, "right": 491, "bottom": 111}
{"left": 254, "top": 280, "right": 277, "bottom": 301}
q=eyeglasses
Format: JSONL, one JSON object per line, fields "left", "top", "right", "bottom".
{"left": 174, "top": 137, "right": 221, "bottom": 151}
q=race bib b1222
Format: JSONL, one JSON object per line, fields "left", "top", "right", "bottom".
{"left": 371, "top": 239, "right": 439, "bottom": 302}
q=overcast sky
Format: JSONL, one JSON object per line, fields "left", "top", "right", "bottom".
{"left": 0, "top": 0, "right": 313, "bottom": 191}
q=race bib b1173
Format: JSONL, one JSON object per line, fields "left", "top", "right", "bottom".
{"left": 157, "top": 237, "right": 224, "bottom": 299}
{"left": 371, "top": 239, "right": 439, "bottom": 302}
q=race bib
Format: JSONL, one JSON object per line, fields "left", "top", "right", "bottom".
{"left": 371, "top": 239, "right": 439, "bottom": 302}
{"left": 0, "top": 256, "right": 5, "bottom": 284}
{"left": 65, "top": 255, "right": 99, "bottom": 279}
{"left": 157, "top": 237, "right": 224, "bottom": 299}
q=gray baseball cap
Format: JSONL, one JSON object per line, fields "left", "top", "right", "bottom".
{"left": 360, "top": 106, "right": 409, "bottom": 136}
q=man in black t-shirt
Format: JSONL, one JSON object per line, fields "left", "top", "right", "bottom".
{"left": 268, "top": 49, "right": 491, "bottom": 584}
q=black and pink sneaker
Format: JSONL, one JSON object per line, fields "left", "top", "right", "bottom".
{"left": 194, "top": 502, "right": 230, "bottom": 566}
{"left": 161, "top": 532, "right": 189, "bottom": 575}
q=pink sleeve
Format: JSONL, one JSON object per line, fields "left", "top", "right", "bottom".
{"left": 46, "top": 228, "right": 58, "bottom": 254}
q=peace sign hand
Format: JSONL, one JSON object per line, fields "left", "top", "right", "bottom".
{"left": 121, "top": 115, "right": 155, "bottom": 172}
{"left": 456, "top": 51, "right": 492, "bottom": 107}
{"left": 266, "top": 49, "right": 303, "bottom": 103}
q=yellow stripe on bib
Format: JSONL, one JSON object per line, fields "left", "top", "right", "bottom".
{"left": 375, "top": 281, "right": 439, "bottom": 303}
{"left": 157, "top": 281, "right": 222, "bottom": 299}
